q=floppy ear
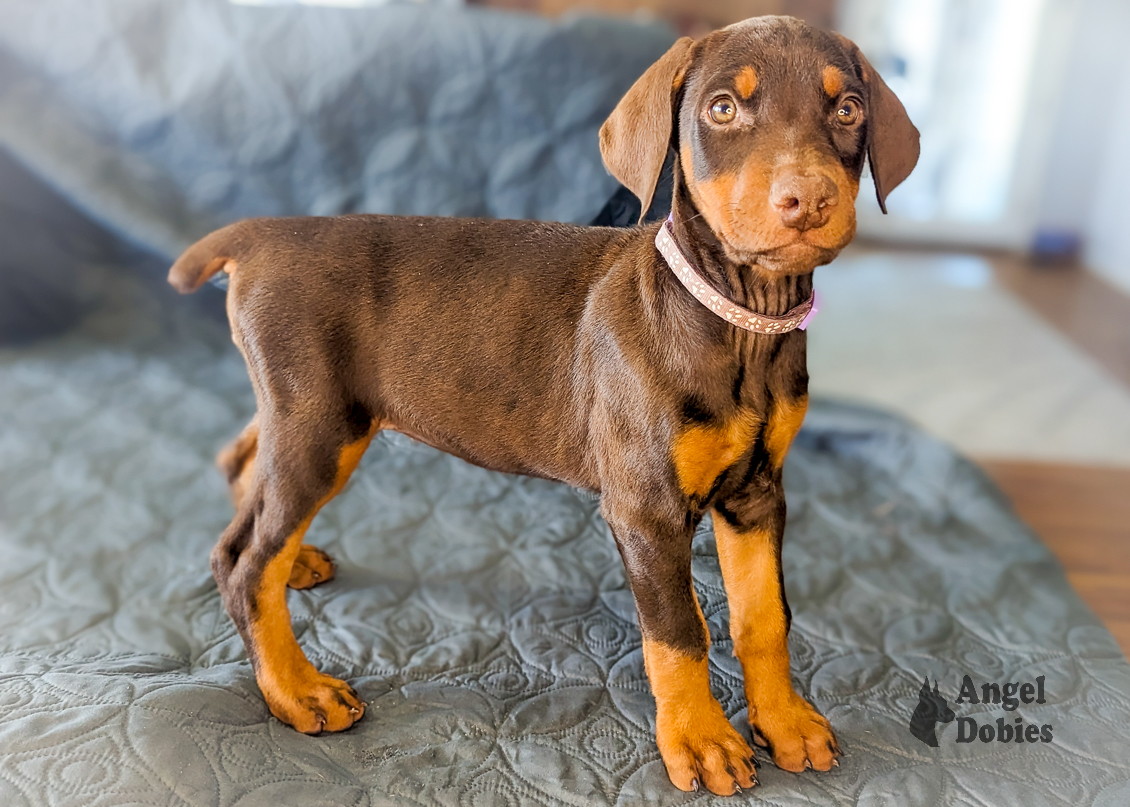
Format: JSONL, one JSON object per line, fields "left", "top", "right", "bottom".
{"left": 599, "top": 37, "right": 696, "bottom": 223}
{"left": 835, "top": 35, "right": 920, "bottom": 213}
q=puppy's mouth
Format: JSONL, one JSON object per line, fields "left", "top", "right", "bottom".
{"left": 725, "top": 233, "right": 849, "bottom": 273}
{"left": 710, "top": 198, "right": 857, "bottom": 272}
{"left": 768, "top": 235, "right": 845, "bottom": 263}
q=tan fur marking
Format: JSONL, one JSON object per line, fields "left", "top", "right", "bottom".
{"left": 287, "top": 544, "right": 335, "bottom": 589}
{"left": 679, "top": 144, "right": 752, "bottom": 256}
{"left": 735, "top": 65, "right": 759, "bottom": 99}
{"left": 822, "top": 65, "right": 846, "bottom": 98}
{"left": 713, "top": 523, "right": 790, "bottom": 698}
{"left": 218, "top": 416, "right": 259, "bottom": 507}
{"left": 644, "top": 630, "right": 757, "bottom": 794}
{"left": 248, "top": 423, "right": 376, "bottom": 733}
{"left": 681, "top": 140, "right": 860, "bottom": 261}
{"left": 682, "top": 147, "right": 785, "bottom": 259}
{"left": 673, "top": 409, "right": 761, "bottom": 498}
{"left": 764, "top": 395, "right": 808, "bottom": 468}
{"left": 713, "top": 515, "right": 838, "bottom": 771}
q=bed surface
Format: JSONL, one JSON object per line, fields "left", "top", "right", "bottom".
{"left": 2, "top": 248, "right": 1129, "bottom": 805}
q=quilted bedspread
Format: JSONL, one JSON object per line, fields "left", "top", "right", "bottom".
{"left": 0, "top": 0, "right": 674, "bottom": 257}
{"left": 1, "top": 236, "right": 1129, "bottom": 807}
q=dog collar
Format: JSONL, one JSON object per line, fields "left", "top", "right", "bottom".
{"left": 655, "top": 216, "right": 817, "bottom": 333}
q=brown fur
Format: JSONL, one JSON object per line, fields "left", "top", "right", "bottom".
{"left": 170, "top": 15, "right": 918, "bottom": 797}
{"left": 243, "top": 425, "right": 374, "bottom": 733}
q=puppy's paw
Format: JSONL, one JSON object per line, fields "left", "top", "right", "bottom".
{"left": 287, "top": 544, "right": 335, "bottom": 589}
{"left": 264, "top": 672, "right": 365, "bottom": 734}
{"left": 657, "top": 704, "right": 758, "bottom": 796}
{"left": 751, "top": 694, "right": 839, "bottom": 772}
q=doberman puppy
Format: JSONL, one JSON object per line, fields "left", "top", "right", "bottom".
{"left": 169, "top": 16, "right": 918, "bottom": 796}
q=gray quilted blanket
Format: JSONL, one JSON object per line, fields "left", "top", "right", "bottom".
{"left": 0, "top": 0, "right": 673, "bottom": 257}
{"left": 3, "top": 233, "right": 1130, "bottom": 805}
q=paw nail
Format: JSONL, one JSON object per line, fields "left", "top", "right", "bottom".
{"left": 691, "top": 778, "right": 700, "bottom": 792}
{"left": 734, "top": 785, "right": 742, "bottom": 794}
{"left": 832, "top": 759, "right": 839, "bottom": 767}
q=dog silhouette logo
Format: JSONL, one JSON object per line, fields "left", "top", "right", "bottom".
{"left": 909, "top": 677, "right": 956, "bottom": 747}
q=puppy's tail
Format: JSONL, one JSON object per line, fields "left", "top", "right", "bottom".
{"left": 168, "top": 220, "right": 253, "bottom": 294}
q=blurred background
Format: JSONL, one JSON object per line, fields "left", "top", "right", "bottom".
{"left": 0, "top": 0, "right": 1126, "bottom": 651}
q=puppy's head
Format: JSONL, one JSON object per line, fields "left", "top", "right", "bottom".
{"left": 600, "top": 16, "right": 920, "bottom": 273}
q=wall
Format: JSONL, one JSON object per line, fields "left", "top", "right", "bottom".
{"left": 472, "top": 0, "right": 836, "bottom": 33}
{"left": 1037, "top": 0, "right": 1130, "bottom": 292}
{"left": 1082, "top": 12, "right": 1130, "bottom": 294}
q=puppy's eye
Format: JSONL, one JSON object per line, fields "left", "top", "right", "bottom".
{"left": 708, "top": 96, "right": 737, "bottom": 124}
{"left": 836, "top": 98, "right": 862, "bottom": 126}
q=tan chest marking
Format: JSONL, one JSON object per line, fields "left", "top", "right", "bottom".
{"left": 764, "top": 395, "right": 808, "bottom": 469}
{"left": 673, "top": 410, "right": 761, "bottom": 498}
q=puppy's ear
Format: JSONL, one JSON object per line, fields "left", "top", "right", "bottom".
{"left": 600, "top": 37, "right": 696, "bottom": 223}
{"left": 835, "top": 34, "right": 920, "bottom": 213}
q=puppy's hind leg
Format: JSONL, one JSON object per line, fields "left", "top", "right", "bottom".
{"left": 287, "top": 544, "right": 336, "bottom": 590}
{"left": 217, "top": 415, "right": 259, "bottom": 508}
{"left": 217, "top": 414, "right": 337, "bottom": 590}
{"left": 211, "top": 410, "right": 376, "bottom": 733}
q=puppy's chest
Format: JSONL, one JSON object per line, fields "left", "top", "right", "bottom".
{"left": 671, "top": 395, "right": 806, "bottom": 500}
{"left": 672, "top": 408, "right": 761, "bottom": 499}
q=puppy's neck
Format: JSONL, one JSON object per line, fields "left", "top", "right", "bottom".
{"left": 668, "top": 186, "right": 813, "bottom": 319}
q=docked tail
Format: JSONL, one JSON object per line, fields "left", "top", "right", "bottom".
{"left": 168, "top": 221, "right": 253, "bottom": 294}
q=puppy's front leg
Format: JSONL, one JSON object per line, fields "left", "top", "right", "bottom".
{"left": 712, "top": 500, "right": 838, "bottom": 771}
{"left": 712, "top": 397, "right": 840, "bottom": 772}
{"left": 605, "top": 504, "right": 757, "bottom": 796}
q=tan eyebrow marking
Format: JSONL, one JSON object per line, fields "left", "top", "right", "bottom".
{"left": 823, "top": 65, "right": 846, "bottom": 97}
{"left": 735, "top": 65, "right": 758, "bottom": 99}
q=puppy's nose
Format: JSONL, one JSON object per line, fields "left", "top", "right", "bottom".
{"left": 771, "top": 174, "right": 839, "bottom": 231}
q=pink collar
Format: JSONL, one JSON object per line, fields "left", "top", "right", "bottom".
{"left": 655, "top": 216, "right": 817, "bottom": 333}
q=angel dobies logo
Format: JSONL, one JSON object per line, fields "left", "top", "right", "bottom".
{"left": 909, "top": 678, "right": 955, "bottom": 747}
{"left": 908, "top": 675, "right": 1053, "bottom": 747}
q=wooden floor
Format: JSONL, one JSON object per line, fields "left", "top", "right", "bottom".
{"left": 980, "top": 460, "right": 1130, "bottom": 658}
{"left": 993, "top": 257, "right": 1130, "bottom": 389}
{"left": 983, "top": 258, "right": 1130, "bottom": 659}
